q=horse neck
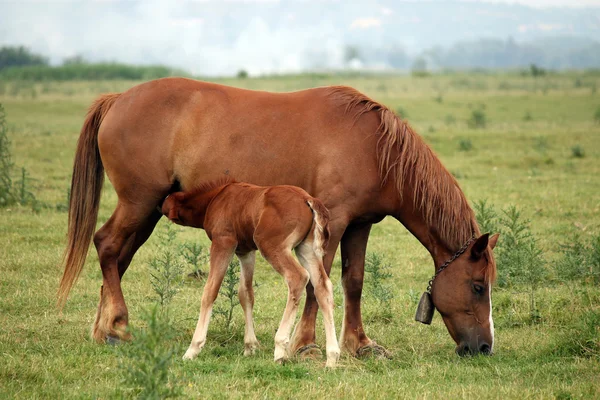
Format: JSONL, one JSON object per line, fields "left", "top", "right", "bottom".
{"left": 391, "top": 181, "right": 478, "bottom": 269}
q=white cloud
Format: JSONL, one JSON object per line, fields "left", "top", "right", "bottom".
{"left": 350, "top": 18, "right": 382, "bottom": 30}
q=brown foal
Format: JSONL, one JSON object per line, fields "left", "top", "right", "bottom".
{"left": 161, "top": 180, "right": 340, "bottom": 367}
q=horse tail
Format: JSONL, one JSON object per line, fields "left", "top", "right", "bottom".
{"left": 58, "top": 93, "right": 121, "bottom": 309}
{"left": 306, "top": 198, "right": 331, "bottom": 259}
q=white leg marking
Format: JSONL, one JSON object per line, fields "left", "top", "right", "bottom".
{"left": 238, "top": 252, "right": 260, "bottom": 356}
{"left": 296, "top": 243, "right": 340, "bottom": 368}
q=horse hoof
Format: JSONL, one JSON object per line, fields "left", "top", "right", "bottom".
{"left": 356, "top": 342, "right": 392, "bottom": 359}
{"left": 274, "top": 357, "right": 288, "bottom": 365}
{"left": 295, "top": 344, "right": 323, "bottom": 360}
{"left": 106, "top": 335, "right": 121, "bottom": 346}
{"left": 244, "top": 343, "right": 259, "bottom": 356}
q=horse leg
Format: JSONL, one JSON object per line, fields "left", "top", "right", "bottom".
{"left": 183, "top": 238, "right": 237, "bottom": 360}
{"left": 91, "top": 210, "right": 162, "bottom": 342}
{"left": 91, "top": 202, "right": 158, "bottom": 343}
{"left": 260, "top": 246, "right": 310, "bottom": 363}
{"left": 237, "top": 251, "right": 260, "bottom": 356}
{"left": 289, "top": 222, "right": 346, "bottom": 356}
{"left": 295, "top": 242, "right": 340, "bottom": 368}
{"left": 339, "top": 223, "right": 386, "bottom": 356}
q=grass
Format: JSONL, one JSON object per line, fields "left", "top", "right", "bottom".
{"left": 0, "top": 71, "right": 599, "bottom": 399}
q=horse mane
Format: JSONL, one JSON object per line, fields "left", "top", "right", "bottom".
{"left": 327, "top": 86, "right": 494, "bottom": 280}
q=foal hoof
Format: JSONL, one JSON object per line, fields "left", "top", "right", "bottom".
{"left": 295, "top": 344, "right": 323, "bottom": 360}
{"left": 356, "top": 342, "right": 392, "bottom": 359}
{"left": 105, "top": 335, "right": 121, "bottom": 346}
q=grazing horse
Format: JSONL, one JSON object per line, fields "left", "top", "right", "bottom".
{"left": 161, "top": 180, "right": 340, "bottom": 367}
{"left": 59, "top": 78, "right": 499, "bottom": 357}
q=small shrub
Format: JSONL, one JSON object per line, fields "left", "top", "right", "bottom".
{"left": 434, "top": 94, "right": 443, "bottom": 103}
{"left": 213, "top": 258, "right": 240, "bottom": 329}
{"left": 117, "top": 306, "right": 182, "bottom": 399}
{"left": 571, "top": 145, "right": 585, "bottom": 158}
{"left": 458, "top": 138, "right": 473, "bottom": 152}
{"left": 594, "top": 106, "right": 600, "bottom": 124}
{"left": 533, "top": 136, "right": 548, "bottom": 154}
{"left": 181, "top": 241, "right": 208, "bottom": 279}
{"left": 395, "top": 106, "right": 408, "bottom": 118}
{"left": 523, "top": 111, "right": 533, "bottom": 121}
{"left": 467, "top": 109, "right": 486, "bottom": 129}
{"left": 474, "top": 199, "right": 499, "bottom": 235}
{"left": 444, "top": 114, "right": 456, "bottom": 125}
{"left": 0, "top": 103, "right": 37, "bottom": 209}
{"left": 556, "top": 233, "right": 600, "bottom": 284}
{"left": 149, "top": 224, "right": 184, "bottom": 307}
{"left": 55, "top": 188, "right": 70, "bottom": 212}
{"left": 364, "top": 252, "right": 394, "bottom": 322}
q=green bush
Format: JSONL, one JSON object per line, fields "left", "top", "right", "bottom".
{"left": 117, "top": 306, "right": 182, "bottom": 399}
{"left": 364, "top": 252, "right": 394, "bottom": 323}
{"left": 213, "top": 258, "right": 241, "bottom": 329}
{"left": 149, "top": 224, "right": 185, "bottom": 307}
{"left": 467, "top": 109, "right": 487, "bottom": 129}
{"left": 571, "top": 145, "right": 585, "bottom": 158}
{"left": 556, "top": 233, "right": 600, "bottom": 284}
{"left": 181, "top": 241, "right": 208, "bottom": 279}
{"left": 0, "top": 104, "right": 37, "bottom": 209}
{"left": 458, "top": 138, "right": 473, "bottom": 151}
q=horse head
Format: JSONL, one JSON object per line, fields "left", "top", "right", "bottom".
{"left": 430, "top": 233, "right": 499, "bottom": 356}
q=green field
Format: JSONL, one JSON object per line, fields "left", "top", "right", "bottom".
{"left": 1, "top": 71, "right": 599, "bottom": 399}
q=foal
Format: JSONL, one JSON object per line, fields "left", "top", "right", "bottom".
{"left": 161, "top": 179, "right": 340, "bottom": 367}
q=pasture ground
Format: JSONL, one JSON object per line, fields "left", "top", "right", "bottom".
{"left": 0, "top": 71, "right": 599, "bottom": 399}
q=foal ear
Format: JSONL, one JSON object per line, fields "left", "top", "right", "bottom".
{"left": 471, "top": 233, "right": 490, "bottom": 260}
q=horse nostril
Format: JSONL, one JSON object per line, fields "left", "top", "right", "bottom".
{"left": 479, "top": 343, "right": 491, "bottom": 355}
{"left": 456, "top": 344, "right": 471, "bottom": 357}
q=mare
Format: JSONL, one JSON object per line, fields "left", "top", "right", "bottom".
{"left": 59, "top": 78, "right": 499, "bottom": 356}
{"left": 161, "top": 180, "right": 340, "bottom": 367}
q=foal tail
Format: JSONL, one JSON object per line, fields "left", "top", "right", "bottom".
{"left": 306, "top": 198, "right": 331, "bottom": 259}
{"left": 58, "top": 93, "right": 121, "bottom": 309}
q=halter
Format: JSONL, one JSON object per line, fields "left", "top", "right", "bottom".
{"left": 425, "top": 235, "right": 476, "bottom": 294}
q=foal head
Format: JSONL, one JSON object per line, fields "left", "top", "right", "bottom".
{"left": 161, "top": 192, "right": 204, "bottom": 227}
{"left": 431, "top": 233, "right": 499, "bottom": 356}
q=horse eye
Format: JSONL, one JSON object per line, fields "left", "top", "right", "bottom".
{"left": 472, "top": 284, "right": 485, "bottom": 295}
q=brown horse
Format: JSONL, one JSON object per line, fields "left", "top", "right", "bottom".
{"left": 59, "top": 77, "right": 499, "bottom": 357}
{"left": 161, "top": 179, "right": 340, "bottom": 367}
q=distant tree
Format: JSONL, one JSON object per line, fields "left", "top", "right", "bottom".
{"left": 63, "top": 54, "right": 87, "bottom": 65}
{"left": 411, "top": 57, "right": 429, "bottom": 77}
{"left": 387, "top": 45, "right": 409, "bottom": 69}
{"left": 237, "top": 69, "right": 248, "bottom": 79}
{"left": 344, "top": 46, "right": 361, "bottom": 63}
{"left": 0, "top": 46, "right": 48, "bottom": 70}
{"left": 530, "top": 64, "right": 546, "bottom": 77}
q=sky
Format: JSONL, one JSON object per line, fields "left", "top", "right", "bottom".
{"left": 1, "top": 0, "right": 599, "bottom": 76}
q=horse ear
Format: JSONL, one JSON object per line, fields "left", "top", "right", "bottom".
{"left": 471, "top": 233, "right": 490, "bottom": 260}
{"left": 489, "top": 233, "right": 500, "bottom": 250}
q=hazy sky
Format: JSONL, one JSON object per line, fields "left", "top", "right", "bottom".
{"left": 1, "top": 0, "right": 599, "bottom": 75}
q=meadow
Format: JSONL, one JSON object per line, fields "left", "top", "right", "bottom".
{"left": 0, "top": 70, "right": 599, "bottom": 399}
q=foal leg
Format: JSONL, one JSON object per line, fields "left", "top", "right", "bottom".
{"left": 237, "top": 251, "right": 260, "bottom": 356}
{"left": 296, "top": 242, "right": 340, "bottom": 368}
{"left": 183, "top": 238, "right": 237, "bottom": 360}
{"left": 261, "top": 246, "right": 310, "bottom": 363}
{"left": 289, "top": 220, "right": 346, "bottom": 355}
